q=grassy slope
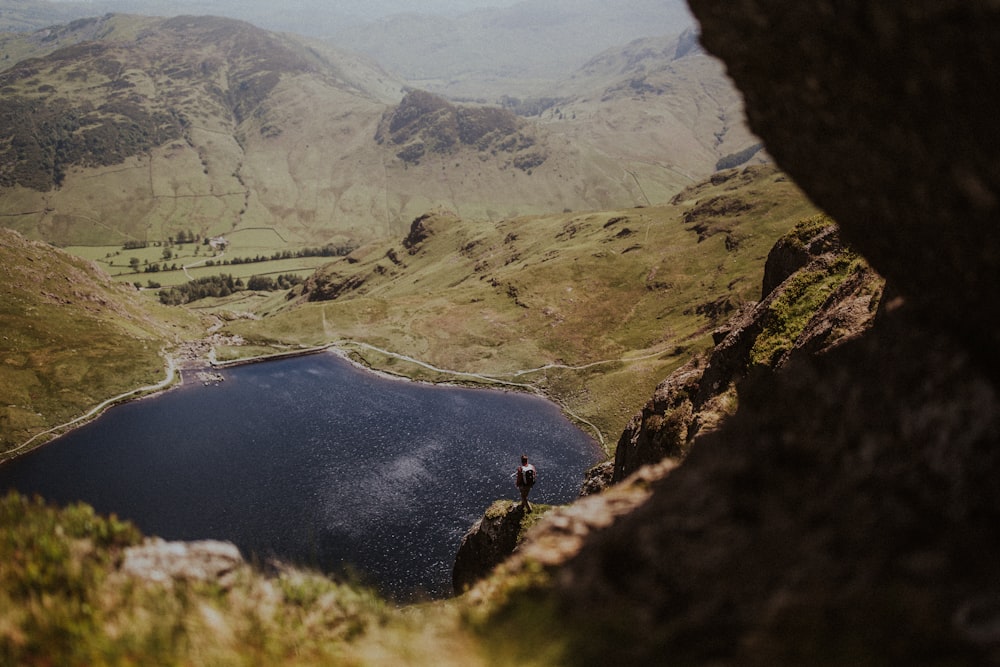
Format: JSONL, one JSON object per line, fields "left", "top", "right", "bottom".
{"left": 540, "top": 34, "right": 764, "bottom": 204}
{"left": 221, "top": 165, "right": 818, "bottom": 449}
{"left": 0, "top": 228, "right": 200, "bottom": 456}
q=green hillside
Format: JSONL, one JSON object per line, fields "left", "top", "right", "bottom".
{"left": 216, "top": 165, "right": 817, "bottom": 447}
{"left": 0, "top": 228, "right": 199, "bottom": 456}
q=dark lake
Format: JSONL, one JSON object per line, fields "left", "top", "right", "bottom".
{"left": 0, "top": 353, "right": 602, "bottom": 601}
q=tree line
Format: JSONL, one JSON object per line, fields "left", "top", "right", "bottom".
{"left": 156, "top": 273, "right": 303, "bottom": 305}
{"left": 132, "top": 242, "right": 357, "bottom": 275}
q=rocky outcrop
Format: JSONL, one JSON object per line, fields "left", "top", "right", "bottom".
{"left": 551, "top": 311, "right": 1000, "bottom": 665}
{"left": 578, "top": 461, "right": 614, "bottom": 497}
{"left": 375, "top": 90, "right": 546, "bottom": 171}
{"left": 453, "top": 500, "right": 532, "bottom": 594}
{"left": 613, "top": 216, "right": 883, "bottom": 482}
{"left": 299, "top": 270, "right": 367, "bottom": 302}
{"left": 120, "top": 538, "right": 245, "bottom": 588}
{"left": 401, "top": 212, "right": 435, "bottom": 253}
{"left": 688, "top": 0, "right": 1000, "bottom": 382}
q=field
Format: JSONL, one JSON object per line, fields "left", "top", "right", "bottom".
{"left": 64, "top": 225, "right": 340, "bottom": 289}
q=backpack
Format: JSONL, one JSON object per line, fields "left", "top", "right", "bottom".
{"left": 522, "top": 466, "right": 535, "bottom": 487}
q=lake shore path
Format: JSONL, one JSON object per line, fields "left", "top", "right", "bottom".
{"left": 5, "top": 355, "right": 179, "bottom": 461}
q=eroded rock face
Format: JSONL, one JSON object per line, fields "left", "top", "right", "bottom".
{"left": 453, "top": 501, "right": 528, "bottom": 594}
{"left": 556, "top": 311, "right": 1000, "bottom": 664}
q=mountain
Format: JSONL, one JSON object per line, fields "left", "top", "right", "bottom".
{"left": 329, "top": 0, "right": 696, "bottom": 98}
{"left": 1, "top": 14, "right": 756, "bottom": 252}
{"left": 0, "top": 0, "right": 361, "bottom": 34}
{"left": 0, "top": 14, "right": 408, "bottom": 247}
{"left": 0, "top": 0, "right": 86, "bottom": 33}
{"left": 2, "top": 0, "right": 695, "bottom": 100}
{"left": 524, "top": 30, "right": 766, "bottom": 205}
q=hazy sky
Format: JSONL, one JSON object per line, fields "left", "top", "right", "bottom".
{"left": 49, "top": 0, "right": 531, "bottom": 20}
{"left": 336, "top": 0, "right": 528, "bottom": 16}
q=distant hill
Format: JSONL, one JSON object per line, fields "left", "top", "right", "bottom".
{"left": 0, "top": 13, "right": 754, "bottom": 250}
{"left": 0, "top": 0, "right": 86, "bottom": 33}
{"left": 525, "top": 31, "right": 767, "bottom": 203}
{"left": 0, "top": 14, "right": 410, "bottom": 246}
{"left": 330, "top": 0, "right": 696, "bottom": 98}
{"left": 2, "top": 1, "right": 694, "bottom": 99}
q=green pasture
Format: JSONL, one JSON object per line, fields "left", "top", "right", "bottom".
{"left": 65, "top": 227, "right": 335, "bottom": 288}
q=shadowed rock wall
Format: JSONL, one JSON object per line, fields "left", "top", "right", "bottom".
{"left": 534, "top": 3, "right": 1000, "bottom": 664}
{"left": 688, "top": 1, "right": 1000, "bottom": 379}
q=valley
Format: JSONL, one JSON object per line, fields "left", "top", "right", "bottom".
{"left": 0, "top": 8, "right": 777, "bottom": 455}
{"left": 0, "top": 13, "right": 757, "bottom": 249}
{"left": 6, "top": 2, "right": 972, "bottom": 666}
{"left": 0, "top": 163, "right": 819, "bottom": 458}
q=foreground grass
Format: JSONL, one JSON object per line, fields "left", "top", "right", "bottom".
{"left": 1, "top": 490, "right": 596, "bottom": 667}
{"left": 0, "top": 492, "right": 500, "bottom": 667}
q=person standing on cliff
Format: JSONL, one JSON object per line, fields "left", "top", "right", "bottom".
{"left": 516, "top": 454, "right": 537, "bottom": 512}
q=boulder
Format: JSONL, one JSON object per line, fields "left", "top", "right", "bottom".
{"left": 120, "top": 538, "right": 244, "bottom": 588}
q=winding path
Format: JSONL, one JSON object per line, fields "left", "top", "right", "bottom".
{"left": 181, "top": 251, "right": 225, "bottom": 280}
{"left": 334, "top": 341, "right": 672, "bottom": 451}
{"left": 7, "top": 355, "right": 179, "bottom": 459}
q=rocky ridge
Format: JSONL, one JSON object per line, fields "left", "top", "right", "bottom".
{"left": 464, "top": 2, "right": 1000, "bottom": 664}
{"left": 452, "top": 500, "right": 538, "bottom": 595}
{"left": 375, "top": 90, "right": 547, "bottom": 171}
{"left": 456, "top": 215, "right": 883, "bottom": 581}
{"left": 612, "top": 215, "right": 883, "bottom": 482}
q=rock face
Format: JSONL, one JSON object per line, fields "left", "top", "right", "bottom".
{"left": 497, "top": 3, "right": 1000, "bottom": 664}
{"left": 401, "top": 212, "right": 435, "bottom": 253}
{"left": 613, "top": 217, "right": 883, "bottom": 482}
{"left": 453, "top": 500, "right": 529, "bottom": 594}
{"left": 554, "top": 313, "right": 1000, "bottom": 664}
{"left": 687, "top": 0, "right": 1000, "bottom": 381}
{"left": 375, "top": 90, "right": 546, "bottom": 171}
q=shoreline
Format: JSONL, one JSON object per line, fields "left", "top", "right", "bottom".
{"left": 3, "top": 339, "right": 611, "bottom": 466}
{"left": 1, "top": 354, "right": 183, "bottom": 465}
